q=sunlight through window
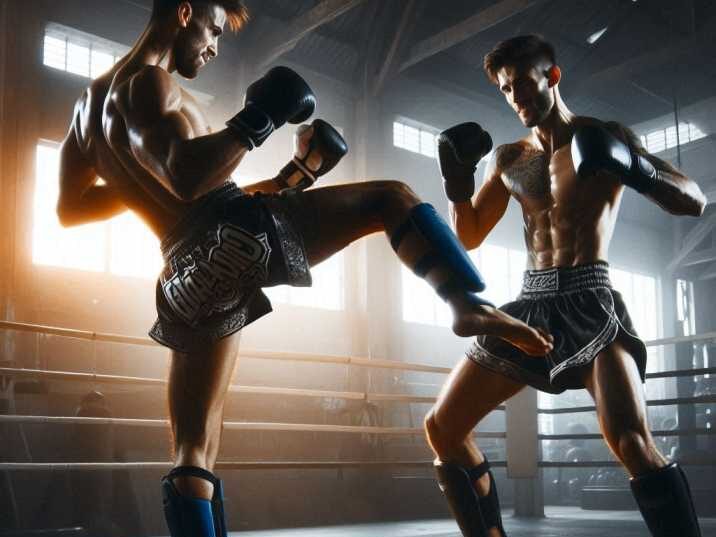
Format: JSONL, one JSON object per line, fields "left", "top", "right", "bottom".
{"left": 33, "top": 142, "right": 162, "bottom": 279}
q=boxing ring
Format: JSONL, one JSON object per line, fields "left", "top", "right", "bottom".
{"left": 0, "top": 319, "right": 714, "bottom": 536}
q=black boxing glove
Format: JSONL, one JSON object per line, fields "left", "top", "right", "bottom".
{"left": 226, "top": 66, "right": 316, "bottom": 150}
{"left": 438, "top": 122, "right": 493, "bottom": 202}
{"left": 275, "top": 119, "right": 348, "bottom": 190}
{"left": 571, "top": 125, "right": 658, "bottom": 193}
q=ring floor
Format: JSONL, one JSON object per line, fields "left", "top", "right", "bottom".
{"left": 222, "top": 507, "right": 716, "bottom": 537}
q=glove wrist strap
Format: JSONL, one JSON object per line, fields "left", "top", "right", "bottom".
{"left": 226, "top": 104, "right": 273, "bottom": 149}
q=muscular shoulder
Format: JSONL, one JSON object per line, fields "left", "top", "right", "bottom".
{"left": 123, "top": 66, "right": 182, "bottom": 122}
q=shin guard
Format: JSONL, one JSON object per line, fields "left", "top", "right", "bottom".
{"left": 435, "top": 459, "right": 506, "bottom": 537}
{"left": 390, "top": 203, "right": 491, "bottom": 304}
{"left": 161, "top": 466, "right": 228, "bottom": 537}
{"left": 630, "top": 462, "right": 701, "bottom": 537}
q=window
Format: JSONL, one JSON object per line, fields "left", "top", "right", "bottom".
{"left": 639, "top": 122, "right": 707, "bottom": 154}
{"left": 676, "top": 278, "right": 695, "bottom": 337}
{"left": 43, "top": 23, "right": 129, "bottom": 79}
{"left": 609, "top": 267, "right": 660, "bottom": 341}
{"left": 32, "top": 141, "right": 163, "bottom": 278}
{"left": 610, "top": 267, "right": 662, "bottom": 376}
{"left": 42, "top": 23, "right": 214, "bottom": 105}
{"left": 393, "top": 118, "right": 494, "bottom": 163}
{"left": 393, "top": 120, "right": 431, "bottom": 156}
{"left": 402, "top": 243, "right": 526, "bottom": 327}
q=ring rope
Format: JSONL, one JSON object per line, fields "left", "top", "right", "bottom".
{"left": 4, "top": 320, "right": 716, "bottom": 375}
{"left": 0, "top": 414, "right": 507, "bottom": 437}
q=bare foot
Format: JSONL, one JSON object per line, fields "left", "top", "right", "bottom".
{"left": 452, "top": 304, "right": 554, "bottom": 356}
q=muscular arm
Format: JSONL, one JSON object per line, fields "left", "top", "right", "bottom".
{"left": 450, "top": 151, "right": 510, "bottom": 250}
{"left": 120, "top": 66, "right": 249, "bottom": 201}
{"left": 57, "top": 127, "right": 127, "bottom": 227}
{"left": 606, "top": 122, "right": 706, "bottom": 216}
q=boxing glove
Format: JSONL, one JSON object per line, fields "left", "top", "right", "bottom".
{"left": 438, "top": 123, "right": 493, "bottom": 202}
{"left": 571, "top": 125, "right": 657, "bottom": 193}
{"left": 275, "top": 119, "right": 348, "bottom": 190}
{"left": 227, "top": 66, "right": 316, "bottom": 149}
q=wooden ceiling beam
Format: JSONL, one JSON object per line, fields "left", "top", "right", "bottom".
{"left": 398, "top": 0, "right": 545, "bottom": 73}
{"left": 254, "top": 0, "right": 367, "bottom": 69}
{"left": 371, "top": 0, "right": 425, "bottom": 96}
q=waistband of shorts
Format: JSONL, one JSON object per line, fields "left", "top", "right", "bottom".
{"left": 520, "top": 262, "right": 611, "bottom": 295}
{"left": 160, "top": 183, "right": 242, "bottom": 257}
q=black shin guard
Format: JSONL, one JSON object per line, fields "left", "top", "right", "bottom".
{"left": 468, "top": 459, "right": 506, "bottom": 536}
{"left": 630, "top": 462, "right": 701, "bottom": 537}
{"left": 435, "top": 459, "right": 506, "bottom": 537}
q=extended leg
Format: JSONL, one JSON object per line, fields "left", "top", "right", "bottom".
{"left": 584, "top": 339, "right": 701, "bottom": 536}
{"left": 292, "top": 181, "right": 551, "bottom": 355}
{"left": 424, "top": 357, "right": 524, "bottom": 537}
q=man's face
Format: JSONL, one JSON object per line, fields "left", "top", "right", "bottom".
{"left": 496, "top": 62, "right": 554, "bottom": 128}
{"left": 174, "top": 4, "right": 226, "bottom": 79}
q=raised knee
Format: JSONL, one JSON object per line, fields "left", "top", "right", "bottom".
{"left": 377, "top": 180, "right": 419, "bottom": 209}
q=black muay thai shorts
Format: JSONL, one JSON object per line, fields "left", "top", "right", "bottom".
{"left": 149, "top": 183, "right": 314, "bottom": 353}
{"left": 467, "top": 262, "right": 647, "bottom": 394}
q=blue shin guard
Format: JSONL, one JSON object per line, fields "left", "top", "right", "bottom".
{"left": 390, "top": 203, "right": 491, "bottom": 304}
{"left": 162, "top": 466, "right": 228, "bottom": 537}
{"left": 630, "top": 462, "right": 701, "bottom": 537}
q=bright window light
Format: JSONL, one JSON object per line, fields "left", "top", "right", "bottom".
{"left": 394, "top": 118, "right": 491, "bottom": 163}
{"left": 44, "top": 23, "right": 127, "bottom": 80}
{"left": 610, "top": 267, "right": 660, "bottom": 340}
{"left": 43, "top": 35, "right": 66, "bottom": 71}
{"left": 33, "top": 142, "right": 162, "bottom": 279}
{"left": 640, "top": 122, "right": 707, "bottom": 153}
{"left": 33, "top": 142, "right": 106, "bottom": 272}
{"left": 420, "top": 130, "right": 436, "bottom": 158}
{"left": 66, "top": 41, "right": 91, "bottom": 77}
{"left": 393, "top": 120, "right": 437, "bottom": 159}
{"left": 90, "top": 48, "right": 115, "bottom": 79}
{"left": 109, "top": 212, "right": 162, "bottom": 279}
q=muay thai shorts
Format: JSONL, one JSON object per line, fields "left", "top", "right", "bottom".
{"left": 467, "top": 262, "right": 647, "bottom": 394}
{"left": 149, "top": 183, "right": 313, "bottom": 353}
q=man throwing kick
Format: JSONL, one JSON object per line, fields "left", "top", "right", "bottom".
{"left": 56, "top": 3, "right": 553, "bottom": 536}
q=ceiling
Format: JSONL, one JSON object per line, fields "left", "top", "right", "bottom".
{"left": 230, "top": 0, "right": 716, "bottom": 126}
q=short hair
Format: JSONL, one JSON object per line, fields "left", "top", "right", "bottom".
{"left": 483, "top": 34, "right": 556, "bottom": 84}
{"left": 152, "top": 0, "right": 249, "bottom": 32}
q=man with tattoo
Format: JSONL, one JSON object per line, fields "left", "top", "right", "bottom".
{"left": 425, "top": 34, "right": 706, "bottom": 537}
{"left": 57, "top": 3, "right": 553, "bottom": 535}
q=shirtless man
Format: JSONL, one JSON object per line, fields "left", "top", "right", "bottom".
{"left": 424, "top": 35, "right": 705, "bottom": 537}
{"left": 56, "top": 2, "right": 553, "bottom": 535}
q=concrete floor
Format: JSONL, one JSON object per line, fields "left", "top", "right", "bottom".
{"left": 233, "top": 507, "right": 716, "bottom": 537}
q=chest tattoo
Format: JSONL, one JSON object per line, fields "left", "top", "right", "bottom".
{"left": 505, "top": 152, "right": 549, "bottom": 198}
